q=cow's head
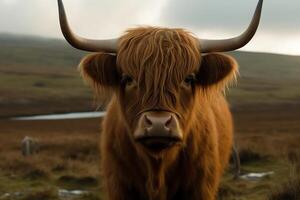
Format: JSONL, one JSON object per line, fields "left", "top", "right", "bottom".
{"left": 57, "top": 0, "right": 263, "bottom": 156}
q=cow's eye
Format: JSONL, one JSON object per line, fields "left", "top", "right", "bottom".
{"left": 184, "top": 74, "right": 196, "bottom": 85}
{"left": 121, "top": 74, "right": 133, "bottom": 86}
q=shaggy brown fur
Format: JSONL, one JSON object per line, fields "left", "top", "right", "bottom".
{"left": 79, "top": 27, "right": 238, "bottom": 200}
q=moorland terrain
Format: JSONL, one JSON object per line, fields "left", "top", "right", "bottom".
{"left": 0, "top": 34, "right": 299, "bottom": 200}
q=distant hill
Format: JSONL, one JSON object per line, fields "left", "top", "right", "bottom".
{"left": 0, "top": 33, "right": 299, "bottom": 117}
{"left": 227, "top": 51, "right": 300, "bottom": 107}
{"left": 0, "top": 33, "right": 85, "bottom": 69}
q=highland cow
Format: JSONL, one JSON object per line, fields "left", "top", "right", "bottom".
{"left": 57, "top": 0, "right": 263, "bottom": 199}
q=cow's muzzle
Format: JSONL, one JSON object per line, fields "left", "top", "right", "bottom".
{"left": 134, "top": 111, "right": 183, "bottom": 153}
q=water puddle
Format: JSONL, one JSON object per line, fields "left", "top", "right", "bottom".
{"left": 240, "top": 171, "right": 274, "bottom": 181}
{"left": 11, "top": 111, "right": 106, "bottom": 120}
{"left": 0, "top": 189, "right": 90, "bottom": 200}
{"left": 58, "top": 189, "right": 90, "bottom": 198}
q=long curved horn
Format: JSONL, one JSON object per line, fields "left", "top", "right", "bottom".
{"left": 57, "top": 0, "right": 118, "bottom": 52}
{"left": 199, "top": 0, "right": 263, "bottom": 53}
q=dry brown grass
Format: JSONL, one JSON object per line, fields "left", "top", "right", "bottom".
{"left": 0, "top": 104, "right": 299, "bottom": 199}
{"left": 268, "top": 177, "right": 300, "bottom": 200}
{"left": 0, "top": 119, "right": 101, "bottom": 197}
{"left": 218, "top": 104, "right": 300, "bottom": 200}
{"left": 0, "top": 135, "right": 100, "bottom": 179}
{"left": 20, "top": 188, "right": 58, "bottom": 200}
{"left": 238, "top": 148, "right": 268, "bottom": 164}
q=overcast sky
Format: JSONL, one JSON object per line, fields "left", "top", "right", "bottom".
{"left": 0, "top": 0, "right": 299, "bottom": 55}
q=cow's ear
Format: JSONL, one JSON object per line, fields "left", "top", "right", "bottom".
{"left": 79, "top": 53, "right": 120, "bottom": 90}
{"left": 197, "top": 53, "right": 238, "bottom": 88}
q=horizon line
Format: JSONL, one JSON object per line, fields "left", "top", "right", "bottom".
{"left": 1, "top": 31, "right": 300, "bottom": 57}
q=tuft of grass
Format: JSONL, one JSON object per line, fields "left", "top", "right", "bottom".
{"left": 287, "top": 150, "right": 300, "bottom": 165}
{"left": 0, "top": 154, "right": 49, "bottom": 179}
{"left": 51, "top": 163, "right": 67, "bottom": 172}
{"left": 239, "top": 148, "right": 267, "bottom": 164}
{"left": 268, "top": 177, "right": 300, "bottom": 200}
{"left": 20, "top": 188, "right": 58, "bottom": 200}
{"left": 80, "top": 193, "right": 102, "bottom": 200}
{"left": 23, "top": 168, "right": 49, "bottom": 180}
{"left": 218, "top": 181, "right": 241, "bottom": 200}
{"left": 57, "top": 175, "right": 98, "bottom": 189}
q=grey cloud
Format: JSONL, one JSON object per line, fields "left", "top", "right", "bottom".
{"left": 0, "top": 0, "right": 163, "bottom": 38}
{"left": 0, "top": 0, "right": 299, "bottom": 54}
{"left": 159, "top": 0, "right": 300, "bottom": 35}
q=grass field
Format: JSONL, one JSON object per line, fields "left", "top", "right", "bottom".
{"left": 0, "top": 34, "right": 300, "bottom": 199}
{"left": 0, "top": 106, "right": 299, "bottom": 200}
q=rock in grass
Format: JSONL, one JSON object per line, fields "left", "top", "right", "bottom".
{"left": 21, "top": 136, "right": 40, "bottom": 156}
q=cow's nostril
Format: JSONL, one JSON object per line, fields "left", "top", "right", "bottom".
{"left": 164, "top": 116, "right": 172, "bottom": 128}
{"left": 144, "top": 115, "right": 153, "bottom": 126}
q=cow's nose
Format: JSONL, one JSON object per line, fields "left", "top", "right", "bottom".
{"left": 144, "top": 114, "right": 173, "bottom": 134}
{"left": 134, "top": 111, "right": 182, "bottom": 153}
